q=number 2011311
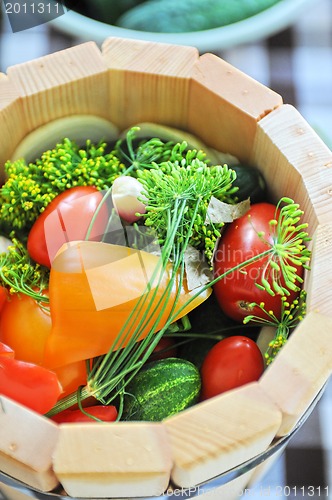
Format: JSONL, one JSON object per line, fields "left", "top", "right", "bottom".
{"left": 4, "top": 3, "right": 62, "bottom": 14}
{"left": 274, "top": 486, "right": 329, "bottom": 497}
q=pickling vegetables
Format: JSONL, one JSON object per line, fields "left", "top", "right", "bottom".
{"left": 0, "top": 138, "right": 124, "bottom": 231}
{"left": 122, "top": 358, "right": 201, "bottom": 421}
{"left": 27, "top": 185, "right": 110, "bottom": 268}
{"left": 44, "top": 241, "right": 211, "bottom": 368}
{"left": 0, "top": 124, "right": 311, "bottom": 421}
{"left": 0, "top": 341, "right": 62, "bottom": 414}
{"left": 0, "top": 292, "right": 89, "bottom": 397}
{"left": 213, "top": 201, "right": 310, "bottom": 323}
{"left": 51, "top": 405, "right": 118, "bottom": 424}
{"left": 0, "top": 291, "right": 51, "bottom": 365}
{"left": 200, "top": 336, "right": 264, "bottom": 400}
{"left": 111, "top": 176, "right": 147, "bottom": 223}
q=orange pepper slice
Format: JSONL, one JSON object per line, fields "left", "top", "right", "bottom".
{"left": 44, "top": 241, "right": 211, "bottom": 368}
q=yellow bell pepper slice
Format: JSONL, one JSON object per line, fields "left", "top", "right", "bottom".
{"left": 44, "top": 241, "right": 211, "bottom": 368}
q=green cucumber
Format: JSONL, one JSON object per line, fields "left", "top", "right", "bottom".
{"left": 231, "top": 163, "right": 267, "bottom": 204}
{"left": 71, "top": 0, "right": 146, "bottom": 24}
{"left": 117, "top": 0, "right": 281, "bottom": 33}
{"left": 123, "top": 358, "right": 201, "bottom": 421}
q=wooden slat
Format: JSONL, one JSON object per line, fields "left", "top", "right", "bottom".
{"left": 187, "top": 53, "right": 283, "bottom": 163}
{"left": 164, "top": 382, "right": 282, "bottom": 488}
{"left": 0, "top": 396, "right": 59, "bottom": 492}
{"left": 259, "top": 310, "right": 332, "bottom": 436}
{"left": 252, "top": 104, "right": 332, "bottom": 437}
{"left": 251, "top": 104, "right": 332, "bottom": 229}
{"left": 52, "top": 422, "right": 172, "bottom": 498}
{"left": 6, "top": 42, "right": 109, "bottom": 131}
{"left": 305, "top": 223, "right": 332, "bottom": 317}
{"left": 0, "top": 76, "right": 28, "bottom": 179}
{"left": 101, "top": 37, "right": 199, "bottom": 131}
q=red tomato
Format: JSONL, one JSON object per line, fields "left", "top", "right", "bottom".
{"left": 0, "top": 293, "right": 87, "bottom": 395}
{"left": 200, "top": 336, "right": 264, "bottom": 400}
{"left": 213, "top": 203, "right": 302, "bottom": 322}
{"left": 51, "top": 405, "right": 118, "bottom": 424}
{"left": 0, "top": 355, "right": 62, "bottom": 414}
{"left": 27, "top": 186, "right": 109, "bottom": 268}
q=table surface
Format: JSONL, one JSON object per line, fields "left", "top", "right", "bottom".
{"left": 0, "top": 0, "right": 332, "bottom": 498}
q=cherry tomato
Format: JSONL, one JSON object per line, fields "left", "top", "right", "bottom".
{"left": 0, "top": 292, "right": 87, "bottom": 395}
{"left": 0, "top": 349, "right": 62, "bottom": 414}
{"left": 50, "top": 405, "right": 118, "bottom": 424}
{"left": 27, "top": 186, "right": 109, "bottom": 268}
{"left": 200, "top": 336, "right": 264, "bottom": 400}
{"left": 213, "top": 203, "right": 302, "bottom": 322}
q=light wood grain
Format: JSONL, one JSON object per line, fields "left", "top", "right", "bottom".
{"left": 52, "top": 422, "right": 172, "bottom": 498}
{"left": 259, "top": 311, "right": 332, "bottom": 436}
{"left": 101, "top": 37, "right": 199, "bottom": 131}
{"left": 0, "top": 396, "right": 59, "bottom": 492}
{"left": 251, "top": 104, "right": 332, "bottom": 229}
{"left": 305, "top": 223, "right": 332, "bottom": 317}
{"left": 252, "top": 103, "right": 332, "bottom": 436}
{"left": 164, "top": 382, "right": 281, "bottom": 488}
{"left": 0, "top": 76, "right": 28, "bottom": 179}
{"left": 6, "top": 42, "right": 109, "bottom": 131}
{"left": 187, "top": 53, "right": 283, "bottom": 163}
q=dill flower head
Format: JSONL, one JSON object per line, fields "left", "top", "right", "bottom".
{"left": 0, "top": 138, "right": 125, "bottom": 231}
{"left": 137, "top": 154, "right": 237, "bottom": 261}
{"left": 0, "top": 235, "right": 49, "bottom": 302}
{"left": 244, "top": 289, "right": 307, "bottom": 364}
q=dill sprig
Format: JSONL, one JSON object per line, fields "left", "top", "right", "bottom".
{"left": 137, "top": 157, "right": 237, "bottom": 261}
{"left": 36, "top": 138, "right": 124, "bottom": 191}
{"left": 0, "top": 236, "right": 49, "bottom": 302}
{"left": 115, "top": 126, "right": 176, "bottom": 174}
{"left": 253, "top": 198, "right": 311, "bottom": 296}
{"left": 243, "top": 290, "right": 307, "bottom": 364}
{"left": 0, "top": 138, "right": 125, "bottom": 231}
{"left": 115, "top": 126, "right": 210, "bottom": 176}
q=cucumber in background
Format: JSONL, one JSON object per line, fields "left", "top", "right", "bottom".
{"left": 68, "top": 0, "right": 146, "bottom": 25}
{"left": 117, "top": 0, "right": 281, "bottom": 33}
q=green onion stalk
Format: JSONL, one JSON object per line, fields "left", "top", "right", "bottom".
{"left": 46, "top": 159, "right": 311, "bottom": 419}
